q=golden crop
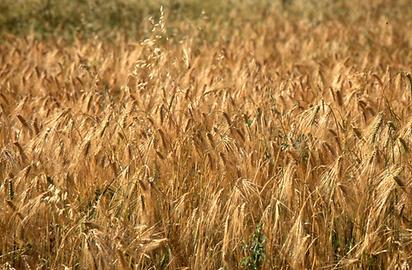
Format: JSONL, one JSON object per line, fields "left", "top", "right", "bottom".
{"left": 1, "top": 2, "right": 412, "bottom": 269}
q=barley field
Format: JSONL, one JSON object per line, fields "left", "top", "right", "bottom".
{"left": 1, "top": 1, "right": 412, "bottom": 269}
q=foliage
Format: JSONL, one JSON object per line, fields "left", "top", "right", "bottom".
{"left": 241, "top": 224, "right": 266, "bottom": 270}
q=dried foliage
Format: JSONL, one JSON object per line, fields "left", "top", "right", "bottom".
{"left": 1, "top": 2, "right": 412, "bottom": 269}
